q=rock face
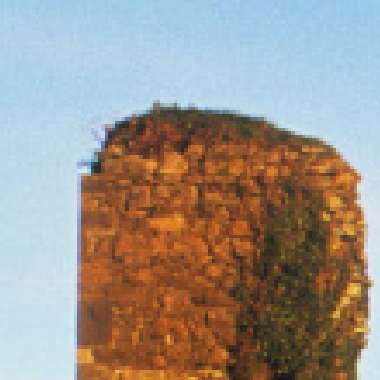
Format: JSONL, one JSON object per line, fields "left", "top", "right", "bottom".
{"left": 78, "top": 105, "right": 370, "bottom": 380}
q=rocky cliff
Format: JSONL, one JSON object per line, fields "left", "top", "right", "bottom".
{"left": 78, "top": 105, "right": 370, "bottom": 380}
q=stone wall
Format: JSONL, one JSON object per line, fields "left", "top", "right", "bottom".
{"left": 78, "top": 106, "right": 370, "bottom": 380}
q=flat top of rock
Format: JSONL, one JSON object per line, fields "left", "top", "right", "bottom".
{"left": 87, "top": 104, "right": 357, "bottom": 177}
{"left": 106, "top": 105, "right": 338, "bottom": 154}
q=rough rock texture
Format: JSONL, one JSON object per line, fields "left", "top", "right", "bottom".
{"left": 78, "top": 105, "right": 370, "bottom": 380}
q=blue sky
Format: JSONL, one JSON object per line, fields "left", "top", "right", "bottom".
{"left": 0, "top": 1, "right": 378, "bottom": 379}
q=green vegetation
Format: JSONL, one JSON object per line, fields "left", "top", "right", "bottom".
{"left": 241, "top": 179, "right": 368, "bottom": 380}
{"left": 90, "top": 151, "right": 102, "bottom": 174}
{"left": 252, "top": 184, "right": 328, "bottom": 377}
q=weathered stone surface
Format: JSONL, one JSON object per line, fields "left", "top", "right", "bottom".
{"left": 78, "top": 105, "right": 370, "bottom": 380}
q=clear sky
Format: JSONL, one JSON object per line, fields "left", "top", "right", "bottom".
{"left": 1, "top": 1, "right": 378, "bottom": 379}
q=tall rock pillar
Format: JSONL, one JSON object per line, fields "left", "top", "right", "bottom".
{"left": 78, "top": 106, "right": 370, "bottom": 380}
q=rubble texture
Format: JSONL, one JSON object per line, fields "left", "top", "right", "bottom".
{"left": 78, "top": 106, "right": 370, "bottom": 380}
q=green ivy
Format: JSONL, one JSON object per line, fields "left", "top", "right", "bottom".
{"left": 254, "top": 183, "right": 331, "bottom": 377}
